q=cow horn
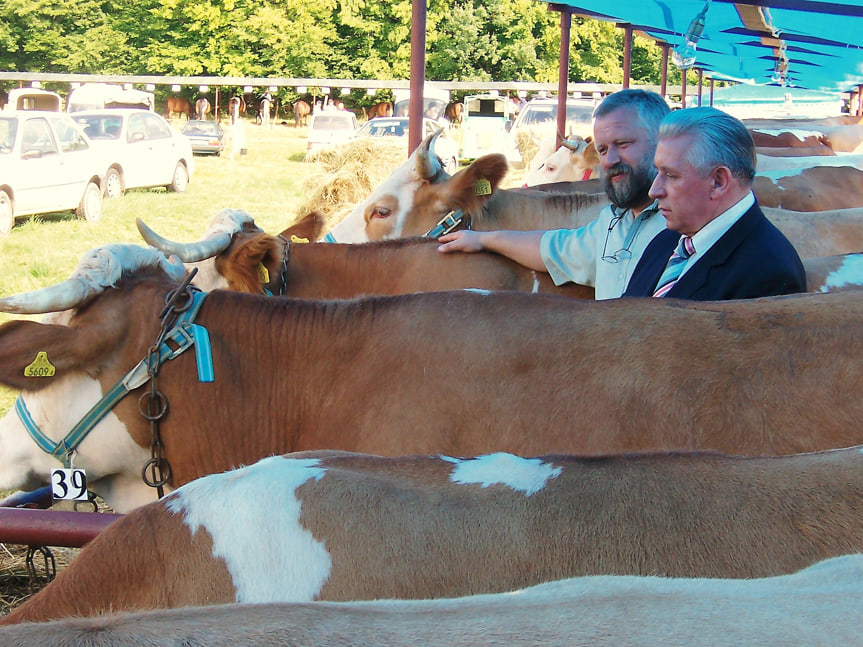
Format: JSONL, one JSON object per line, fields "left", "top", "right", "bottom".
{"left": 0, "top": 244, "right": 186, "bottom": 314}
{"left": 413, "top": 130, "right": 444, "bottom": 181}
{"left": 136, "top": 208, "right": 254, "bottom": 262}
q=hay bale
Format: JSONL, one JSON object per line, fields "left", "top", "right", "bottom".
{"left": 298, "top": 139, "right": 409, "bottom": 228}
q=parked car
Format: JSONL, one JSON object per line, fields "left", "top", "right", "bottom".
{"left": 0, "top": 110, "right": 104, "bottom": 235}
{"left": 305, "top": 110, "right": 359, "bottom": 154}
{"left": 181, "top": 120, "right": 226, "bottom": 156}
{"left": 71, "top": 109, "right": 194, "bottom": 198}
{"left": 354, "top": 116, "right": 459, "bottom": 174}
{"left": 503, "top": 97, "right": 597, "bottom": 165}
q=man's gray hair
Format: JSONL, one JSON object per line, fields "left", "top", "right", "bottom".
{"left": 658, "top": 107, "right": 756, "bottom": 181}
{"left": 594, "top": 89, "right": 670, "bottom": 143}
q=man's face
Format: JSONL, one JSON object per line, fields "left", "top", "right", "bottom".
{"left": 649, "top": 134, "right": 715, "bottom": 237}
{"left": 593, "top": 106, "right": 656, "bottom": 210}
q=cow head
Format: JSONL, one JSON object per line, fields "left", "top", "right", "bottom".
{"left": 138, "top": 209, "right": 326, "bottom": 293}
{"left": 325, "top": 131, "right": 509, "bottom": 243}
{"left": 0, "top": 245, "right": 187, "bottom": 512}
{"left": 524, "top": 136, "right": 600, "bottom": 187}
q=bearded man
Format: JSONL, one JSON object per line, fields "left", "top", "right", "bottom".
{"left": 437, "top": 89, "right": 670, "bottom": 300}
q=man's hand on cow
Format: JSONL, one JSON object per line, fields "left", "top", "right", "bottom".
{"left": 437, "top": 230, "right": 486, "bottom": 253}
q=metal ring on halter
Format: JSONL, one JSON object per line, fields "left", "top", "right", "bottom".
{"left": 138, "top": 390, "right": 168, "bottom": 421}
{"left": 142, "top": 457, "right": 172, "bottom": 488}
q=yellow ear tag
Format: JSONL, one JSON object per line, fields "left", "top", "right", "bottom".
{"left": 258, "top": 264, "right": 270, "bottom": 284}
{"left": 474, "top": 178, "right": 492, "bottom": 196}
{"left": 290, "top": 235, "right": 309, "bottom": 244}
{"left": 24, "top": 352, "right": 55, "bottom": 378}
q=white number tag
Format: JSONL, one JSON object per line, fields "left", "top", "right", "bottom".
{"left": 51, "top": 468, "right": 89, "bottom": 501}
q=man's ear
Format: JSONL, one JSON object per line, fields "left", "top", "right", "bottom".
{"left": 710, "top": 166, "right": 733, "bottom": 197}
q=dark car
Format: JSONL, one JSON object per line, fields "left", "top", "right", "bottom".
{"left": 181, "top": 120, "right": 226, "bottom": 156}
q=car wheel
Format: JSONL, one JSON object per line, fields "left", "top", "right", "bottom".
{"left": 168, "top": 162, "right": 189, "bottom": 193}
{"left": 0, "top": 189, "right": 13, "bottom": 235}
{"left": 75, "top": 181, "right": 103, "bottom": 222}
{"left": 103, "top": 168, "right": 124, "bottom": 198}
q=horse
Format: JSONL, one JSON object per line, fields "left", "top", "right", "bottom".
{"left": 195, "top": 97, "right": 211, "bottom": 121}
{"left": 366, "top": 102, "right": 394, "bottom": 119}
{"left": 444, "top": 102, "right": 464, "bottom": 126}
{"left": 293, "top": 100, "right": 311, "bottom": 127}
{"left": 228, "top": 96, "right": 245, "bottom": 125}
{"left": 165, "top": 96, "right": 191, "bottom": 121}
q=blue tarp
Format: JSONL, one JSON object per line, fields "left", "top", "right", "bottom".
{"left": 537, "top": 0, "right": 863, "bottom": 92}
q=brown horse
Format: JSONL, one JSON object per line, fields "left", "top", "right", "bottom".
{"left": 228, "top": 96, "right": 245, "bottom": 124}
{"left": 195, "top": 97, "right": 211, "bottom": 121}
{"left": 445, "top": 102, "right": 464, "bottom": 125}
{"left": 293, "top": 100, "right": 311, "bottom": 127}
{"left": 165, "top": 96, "right": 191, "bottom": 120}
{"left": 366, "top": 101, "right": 394, "bottom": 120}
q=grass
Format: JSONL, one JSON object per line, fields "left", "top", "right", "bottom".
{"left": 0, "top": 119, "right": 317, "bottom": 416}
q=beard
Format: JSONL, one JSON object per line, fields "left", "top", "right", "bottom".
{"left": 602, "top": 156, "right": 656, "bottom": 210}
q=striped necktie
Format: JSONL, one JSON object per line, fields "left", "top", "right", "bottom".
{"left": 652, "top": 235, "right": 695, "bottom": 298}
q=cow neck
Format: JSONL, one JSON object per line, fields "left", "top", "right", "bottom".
{"left": 15, "top": 284, "right": 209, "bottom": 492}
{"left": 263, "top": 234, "right": 291, "bottom": 296}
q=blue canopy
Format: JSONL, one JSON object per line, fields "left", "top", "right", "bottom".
{"left": 539, "top": 0, "right": 863, "bottom": 92}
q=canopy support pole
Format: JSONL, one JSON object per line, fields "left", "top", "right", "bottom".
{"left": 660, "top": 44, "right": 669, "bottom": 98}
{"left": 556, "top": 7, "right": 573, "bottom": 148}
{"left": 620, "top": 23, "right": 633, "bottom": 89}
{"left": 681, "top": 71, "right": 687, "bottom": 109}
{"left": 408, "top": 0, "right": 427, "bottom": 154}
{"left": 696, "top": 69, "right": 703, "bottom": 106}
{"left": 709, "top": 78, "right": 715, "bottom": 107}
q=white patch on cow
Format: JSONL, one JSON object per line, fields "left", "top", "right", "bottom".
{"left": 530, "top": 271, "right": 540, "bottom": 293}
{"left": 442, "top": 453, "right": 562, "bottom": 496}
{"left": 460, "top": 288, "right": 492, "bottom": 296}
{"left": 0, "top": 374, "right": 153, "bottom": 512}
{"left": 751, "top": 128, "right": 824, "bottom": 143}
{"left": 165, "top": 455, "right": 332, "bottom": 603}
{"left": 820, "top": 255, "right": 863, "bottom": 292}
{"left": 72, "top": 245, "right": 186, "bottom": 289}
{"left": 187, "top": 258, "right": 230, "bottom": 291}
{"left": 206, "top": 209, "right": 255, "bottom": 237}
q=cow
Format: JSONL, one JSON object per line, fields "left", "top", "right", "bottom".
{"left": 754, "top": 166, "right": 863, "bottom": 212}
{"left": 524, "top": 135, "right": 600, "bottom": 186}
{"left": 194, "top": 97, "right": 210, "bottom": 121}
{"left": 444, "top": 101, "right": 463, "bottom": 125}
{"left": 136, "top": 210, "right": 594, "bottom": 299}
{"left": 323, "top": 132, "right": 863, "bottom": 256}
{"left": 756, "top": 145, "right": 836, "bottom": 157}
{"left": 293, "top": 99, "right": 311, "bottom": 127}
{"left": 5, "top": 246, "right": 863, "bottom": 515}
{"left": 3, "top": 448, "right": 863, "bottom": 624}
{"left": 365, "top": 102, "right": 394, "bottom": 120}
{"left": 324, "top": 131, "right": 607, "bottom": 243}
{"left": 139, "top": 210, "right": 863, "bottom": 299}
{"left": 165, "top": 96, "right": 190, "bottom": 121}
{"left": 749, "top": 128, "right": 832, "bottom": 149}
{"left": 5, "top": 554, "right": 862, "bottom": 647}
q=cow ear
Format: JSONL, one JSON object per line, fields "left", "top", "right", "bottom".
{"left": 286, "top": 211, "right": 327, "bottom": 242}
{"left": 439, "top": 154, "right": 509, "bottom": 213}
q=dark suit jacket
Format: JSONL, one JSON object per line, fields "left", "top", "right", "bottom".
{"left": 623, "top": 202, "right": 806, "bottom": 300}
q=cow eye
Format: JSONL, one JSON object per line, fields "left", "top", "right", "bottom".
{"left": 546, "top": 164, "right": 557, "bottom": 172}
{"left": 371, "top": 206, "right": 391, "bottom": 219}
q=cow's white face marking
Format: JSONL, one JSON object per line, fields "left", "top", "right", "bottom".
{"left": 820, "top": 254, "right": 863, "bottom": 292}
{"left": 186, "top": 259, "right": 229, "bottom": 291}
{"left": 327, "top": 158, "right": 424, "bottom": 243}
{"left": 0, "top": 373, "right": 152, "bottom": 512}
{"left": 166, "top": 455, "right": 331, "bottom": 603}
{"left": 443, "top": 453, "right": 562, "bottom": 496}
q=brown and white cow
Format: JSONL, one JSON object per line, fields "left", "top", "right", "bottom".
{"left": 324, "top": 132, "right": 607, "bottom": 242}
{"left": 5, "top": 552, "right": 861, "bottom": 646}
{"left": 6, "top": 554, "right": 862, "bottom": 647}
{"left": 5, "top": 245, "right": 863, "bottom": 513}
{"left": 523, "top": 135, "right": 600, "bottom": 187}
{"left": 138, "top": 210, "right": 594, "bottom": 298}
{"left": 805, "top": 252, "right": 863, "bottom": 292}
{"left": 3, "top": 448, "right": 863, "bottom": 624}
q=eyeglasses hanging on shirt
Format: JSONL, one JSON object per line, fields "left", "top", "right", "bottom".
{"left": 601, "top": 209, "right": 650, "bottom": 264}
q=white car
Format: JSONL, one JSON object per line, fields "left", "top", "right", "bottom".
{"left": 305, "top": 110, "right": 359, "bottom": 155}
{"left": 354, "top": 116, "right": 459, "bottom": 174}
{"left": 0, "top": 110, "right": 104, "bottom": 235}
{"left": 71, "top": 109, "right": 194, "bottom": 198}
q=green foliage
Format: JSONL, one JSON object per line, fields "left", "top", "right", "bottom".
{"left": 0, "top": 0, "right": 670, "bottom": 89}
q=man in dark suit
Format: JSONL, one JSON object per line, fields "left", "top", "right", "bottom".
{"left": 624, "top": 107, "right": 805, "bottom": 300}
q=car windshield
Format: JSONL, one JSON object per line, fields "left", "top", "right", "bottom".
{"left": 517, "top": 102, "right": 595, "bottom": 127}
{"left": 0, "top": 118, "right": 17, "bottom": 154}
{"left": 184, "top": 122, "right": 220, "bottom": 135}
{"left": 72, "top": 115, "right": 124, "bottom": 140}
{"left": 313, "top": 115, "right": 356, "bottom": 131}
{"left": 358, "top": 120, "right": 407, "bottom": 137}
